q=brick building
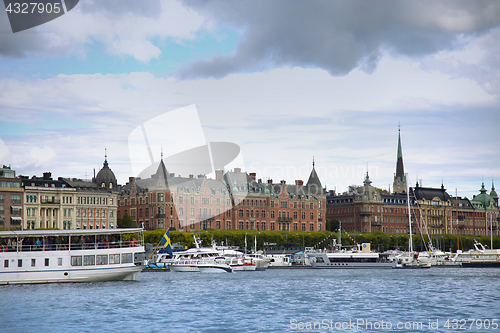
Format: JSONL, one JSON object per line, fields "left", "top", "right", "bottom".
{"left": 0, "top": 165, "right": 23, "bottom": 230}
{"left": 118, "top": 160, "right": 326, "bottom": 232}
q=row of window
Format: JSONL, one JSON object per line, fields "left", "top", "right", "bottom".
{"left": 78, "top": 197, "right": 112, "bottom": 205}
{"left": 0, "top": 182, "right": 20, "bottom": 188}
{"left": 71, "top": 253, "right": 133, "bottom": 266}
{"left": 4, "top": 257, "right": 59, "bottom": 268}
{"left": 2, "top": 253, "right": 134, "bottom": 269}
{"left": 0, "top": 194, "right": 21, "bottom": 204}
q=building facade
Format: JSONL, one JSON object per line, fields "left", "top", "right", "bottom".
{"left": 118, "top": 161, "right": 326, "bottom": 232}
{"left": 0, "top": 165, "right": 23, "bottom": 230}
{"left": 21, "top": 157, "right": 118, "bottom": 230}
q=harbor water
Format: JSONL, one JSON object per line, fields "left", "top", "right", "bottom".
{"left": 2, "top": 268, "right": 499, "bottom": 333}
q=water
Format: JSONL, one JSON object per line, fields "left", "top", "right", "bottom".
{"left": 1, "top": 268, "right": 499, "bottom": 333}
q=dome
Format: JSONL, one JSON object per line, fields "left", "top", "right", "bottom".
{"left": 95, "top": 157, "right": 117, "bottom": 191}
{"left": 355, "top": 172, "right": 382, "bottom": 203}
{"left": 471, "top": 182, "right": 492, "bottom": 208}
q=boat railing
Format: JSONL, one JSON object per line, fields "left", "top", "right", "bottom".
{"left": 1, "top": 241, "right": 144, "bottom": 252}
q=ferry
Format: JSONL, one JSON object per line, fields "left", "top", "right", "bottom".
{"left": 0, "top": 228, "right": 145, "bottom": 285}
{"left": 308, "top": 245, "right": 395, "bottom": 269}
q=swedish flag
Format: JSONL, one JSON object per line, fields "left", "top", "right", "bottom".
{"left": 161, "top": 230, "right": 173, "bottom": 256}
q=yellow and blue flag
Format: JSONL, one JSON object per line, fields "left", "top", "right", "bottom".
{"left": 161, "top": 229, "right": 173, "bottom": 256}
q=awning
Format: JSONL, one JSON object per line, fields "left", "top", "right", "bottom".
{"left": 11, "top": 217, "right": 22, "bottom": 220}
{"left": 11, "top": 206, "right": 22, "bottom": 209}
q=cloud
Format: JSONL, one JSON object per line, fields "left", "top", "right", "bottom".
{"left": 176, "top": 0, "right": 500, "bottom": 79}
{"left": 0, "top": 0, "right": 206, "bottom": 62}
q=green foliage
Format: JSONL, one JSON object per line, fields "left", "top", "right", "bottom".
{"left": 325, "top": 218, "right": 339, "bottom": 232}
{"left": 141, "top": 229, "right": 500, "bottom": 253}
{"left": 117, "top": 213, "right": 136, "bottom": 228}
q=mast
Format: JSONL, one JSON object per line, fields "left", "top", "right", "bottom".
{"left": 456, "top": 189, "right": 459, "bottom": 251}
{"left": 406, "top": 176, "right": 413, "bottom": 253}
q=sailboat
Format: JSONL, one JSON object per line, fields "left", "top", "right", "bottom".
{"left": 394, "top": 177, "right": 431, "bottom": 269}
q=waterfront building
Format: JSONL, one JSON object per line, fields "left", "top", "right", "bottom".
{"left": 326, "top": 172, "right": 411, "bottom": 234}
{"left": 21, "top": 156, "right": 118, "bottom": 230}
{"left": 469, "top": 182, "right": 499, "bottom": 236}
{"left": 117, "top": 160, "right": 326, "bottom": 232}
{"left": 0, "top": 165, "right": 23, "bottom": 230}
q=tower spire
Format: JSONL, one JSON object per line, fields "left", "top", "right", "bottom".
{"left": 393, "top": 124, "right": 406, "bottom": 193}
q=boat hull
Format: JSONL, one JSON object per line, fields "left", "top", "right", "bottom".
{"left": 312, "top": 262, "right": 395, "bottom": 269}
{"left": 462, "top": 262, "right": 500, "bottom": 268}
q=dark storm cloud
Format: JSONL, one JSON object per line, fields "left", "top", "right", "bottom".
{"left": 0, "top": 0, "right": 161, "bottom": 58}
{"left": 177, "top": 0, "right": 500, "bottom": 79}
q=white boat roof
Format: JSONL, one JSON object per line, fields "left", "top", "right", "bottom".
{"left": 0, "top": 228, "right": 144, "bottom": 238}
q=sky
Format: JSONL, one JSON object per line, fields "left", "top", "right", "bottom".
{"left": 0, "top": 0, "right": 499, "bottom": 200}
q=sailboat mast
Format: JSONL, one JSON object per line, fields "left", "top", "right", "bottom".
{"left": 406, "top": 175, "right": 413, "bottom": 253}
{"left": 456, "top": 189, "right": 459, "bottom": 251}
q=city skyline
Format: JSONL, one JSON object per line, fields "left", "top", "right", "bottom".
{"left": 1, "top": 1, "right": 499, "bottom": 200}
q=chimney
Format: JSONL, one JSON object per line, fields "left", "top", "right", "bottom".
{"left": 280, "top": 180, "right": 286, "bottom": 185}
{"left": 295, "top": 180, "right": 303, "bottom": 185}
{"left": 43, "top": 172, "right": 52, "bottom": 180}
{"left": 215, "top": 170, "right": 224, "bottom": 180}
{"left": 129, "top": 177, "right": 135, "bottom": 182}
{"left": 258, "top": 179, "right": 262, "bottom": 183}
{"left": 198, "top": 174, "right": 204, "bottom": 178}
{"left": 189, "top": 174, "right": 194, "bottom": 179}
{"left": 249, "top": 173, "right": 256, "bottom": 180}
{"left": 234, "top": 168, "right": 241, "bottom": 173}
{"left": 267, "top": 179, "right": 273, "bottom": 184}
{"left": 169, "top": 173, "right": 175, "bottom": 177}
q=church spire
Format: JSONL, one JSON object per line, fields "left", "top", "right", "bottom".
{"left": 393, "top": 125, "right": 407, "bottom": 193}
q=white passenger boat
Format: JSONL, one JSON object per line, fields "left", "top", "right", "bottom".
{"left": 308, "top": 247, "right": 395, "bottom": 269}
{"left": 0, "top": 228, "right": 145, "bottom": 285}
{"left": 461, "top": 240, "right": 500, "bottom": 268}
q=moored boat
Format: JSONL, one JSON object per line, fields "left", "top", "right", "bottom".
{"left": 0, "top": 228, "right": 145, "bottom": 285}
{"left": 461, "top": 240, "right": 500, "bottom": 268}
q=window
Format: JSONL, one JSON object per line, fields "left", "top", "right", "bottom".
{"left": 109, "top": 254, "right": 120, "bottom": 264}
{"left": 10, "top": 195, "right": 21, "bottom": 204}
{"left": 271, "top": 211, "right": 274, "bottom": 219}
{"left": 96, "top": 255, "right": 108, "bottom": 265}
{"left": 18, "top": 259, "right": 22, "bottom": 267}
{"left": 31, "top": 259, "right": 36, "bottom": 267}
{"left": 71, "top": 256, "right": 82, "bottom": 266}
{"left": 122, "top": 253, "right": 133, "bottom": 263}
{"left": 4, "top": 259, "right": 8, "bottom": 268}
{"left": 226, "top": 220, "right": 231, "bottom": 229}
{"left": 58, "top": 258, "right": 63, "bottom": 266}
{"left": 84, "top": 255, "right": 95, "bottom": 266}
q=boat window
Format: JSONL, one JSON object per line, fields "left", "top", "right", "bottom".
{"left": 71, "top": 256, "right": 82, "bottom": 266}
{"left": 45, "top": 258, "right": 49, "bottom": 267}
{"left": 84, "top": 255, "right": 95, "bottom": 266}
{"left": 4, "top": 259, "right": 8, "bottom": 268}
{"left": 109, "top": 254, "right": 120, "bottom": 264}
{"left": 58, "top": 258, "right": 63, "bottom": 266}
{"left": 96, "top": 255, "right": 108, "bottom": 265}
{"left": 31, "top": 259, "right": 36, "bottom": 267}
{"left": 18, "top": 259, "right": 22, "bottom": 267}
{"left": 122, "top": 253, "right": 133, "bottom": 264}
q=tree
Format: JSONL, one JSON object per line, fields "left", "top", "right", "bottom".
{"left": 325, "top": 218, "right": 339, "bottom": 232}
{"left": 117, "top": 213, "right": 136, "bottom": 228}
